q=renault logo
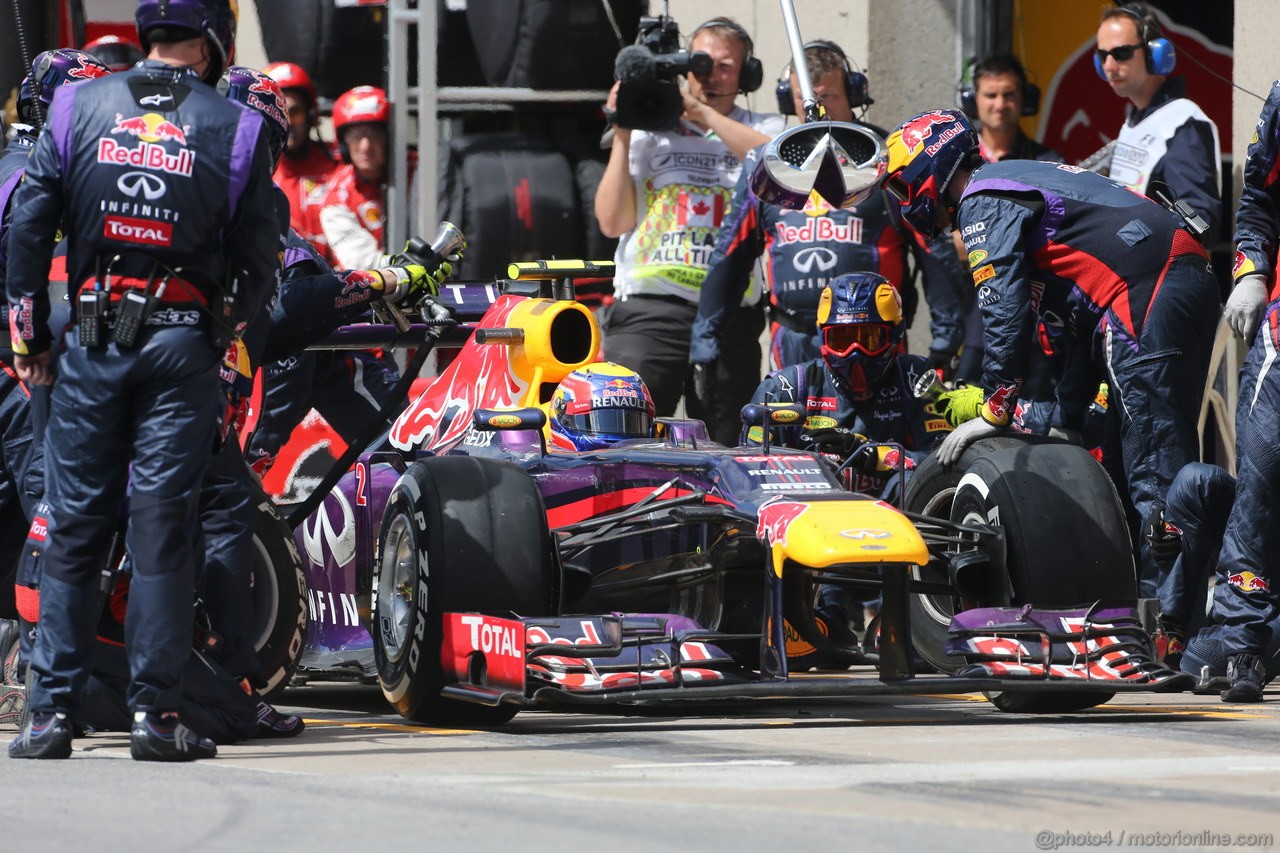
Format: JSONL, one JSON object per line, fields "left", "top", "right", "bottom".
{"left": 793, "top": 247, "right": 838, "bottom": 273}
{"left": 117, "top": 171, "right": 166, "bottom": 200}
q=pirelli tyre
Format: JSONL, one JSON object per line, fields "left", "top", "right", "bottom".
{"left": 904, "top": 436, "right": 1136, "bottom": 707}
{"left": 249, "top": 492, "right": 309, "bottom": 700}
{"left": 373, "top": 456, "right": 559, "bottom": 726}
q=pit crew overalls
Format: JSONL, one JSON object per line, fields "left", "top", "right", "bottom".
{"left": 956, "top": 159, "right": 1221, "bottom": 596}
{"left": 245, "top": 232, "right": 401, "bottom": 465}
{"left": 1202, "top": 81, "right": 1280, "bottom": 664}
{"left": 5, "top": 61, "right": 281, "bottom": 715}
{"left": 692, "top": 143, "right": 969, "bottom": 370}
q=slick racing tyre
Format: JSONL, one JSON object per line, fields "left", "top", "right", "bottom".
{"left": 373, "top": 456, "right": 559, "bottom": 726}
{"left": 249, "top": 492, "right": 309, "bottom": 700}
{"left": 905, "top": 436, "right": 1136, "bottom": 693}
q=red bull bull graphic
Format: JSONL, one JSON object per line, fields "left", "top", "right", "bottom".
{"left": 898, "top": 111, "right": 952, "bottom": 154}
{"left": 1227, "top": 571, "right": 1271, "bottom": 594}
{"left": 68, "top": 56, "right": 110, "bottom": 81}
{"left": 112, "top": 113, "right": 190, "bottom": 146}
{"left": 755, "top": 498, "right": 811, "bottom": 548}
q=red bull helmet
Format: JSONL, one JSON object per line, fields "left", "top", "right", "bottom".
{"left": 218, "top": 65, "right": 289, "bottom": 164}
{"left": 136, "top": 0, "right": 239, "bottom": 76}
{"left": 17, "top": 49, "right": 112, "bottom": 128}
{"left": 549, "top": 363, "right": 656, "bottom": 452}
{"left": 83, "top": 34, "right": 146, "bottom": 72}
{"left": 817, "top": 271, "right": 905, "bottom": 397}
{"left": 879, "top": 109, "right": 979, "bottom": 239}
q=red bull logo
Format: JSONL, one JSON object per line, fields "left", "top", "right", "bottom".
{"left": 112, "top": 113, "right": 190, "bottom": 146}
{"left": 68, "top": 57, "right": 109, "bottom": 81}
{"left": 98, "top": 138, "right": 195, "bottom": 177}
{"left": 1227, "top": 571, "right": 1271, "bottom": 594}
{"left": 756, "top": 499, "right": 810, "bottom": 548}
{"left": 898, "top": 111, "right": 952, "bottom": 154}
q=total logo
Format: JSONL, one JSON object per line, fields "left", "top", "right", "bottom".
{"left": 104, "top": 215, "right": 172, "bottom": 247}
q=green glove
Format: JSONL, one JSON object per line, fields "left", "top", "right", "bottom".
{"left": 935, "top": 384, "right": 986, "bottom": 427}
{"left": 377, "top": 264, "right": 441, "bottom": 303}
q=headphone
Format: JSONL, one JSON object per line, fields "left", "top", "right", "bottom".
{"left": 1093, "top": 3, "right": 1176, "bottom": 80}
{"left": 691, "top": 17, "right": 764, "bottom": 94}
{"left": 957, "top": 55, "right": 1041, "bottom": 119}
{"left": 774, "top": 40, "right": 872, "bottom": 115}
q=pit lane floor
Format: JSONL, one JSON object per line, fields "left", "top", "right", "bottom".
{"left": 2, "top": 678, "right": 1278, "bottom": 852}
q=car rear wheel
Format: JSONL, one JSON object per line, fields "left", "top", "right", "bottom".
{"left": 373, "top": 456, "right": 559, "bottom": 725}
{"left": 248, "top": 492, "right": 309, "bottom": 700}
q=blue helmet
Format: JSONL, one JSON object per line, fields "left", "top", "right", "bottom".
{"left": 136, "top": 0, "right": 238, "bottom": 72}
{"left": 17, "top": 49, "right": 112, "bottom": 128}
{"left": 880, "top": 109, "right": 980, "bottom": 239}
{"left": 218, "top": 65, "right": 289, "bottom": 164}
{"left": 549, "top": 363, "right": 656, "bottom": 452}
{"left": 817, "top": 271, "right": 905, "bottom": 396}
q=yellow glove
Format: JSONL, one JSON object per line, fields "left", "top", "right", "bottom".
{"left": 935, "top": 384, "right": 986, "bottom": 427}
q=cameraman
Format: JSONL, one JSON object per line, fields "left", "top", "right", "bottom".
{"left": 595, "top": 18, "right": 784, "bottom": 444}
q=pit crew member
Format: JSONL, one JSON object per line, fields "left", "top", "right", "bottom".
{"left": 877, "top": 110, "right": 1220, "bottom": 599}
{"left": 5, "top": 0, "right": 280, "bottom": 761}
{"left": 313, "top": 85, "right": 392, "bottom": 269}
{"left": 691, "top": 41, "right": 969, "bottom": 380}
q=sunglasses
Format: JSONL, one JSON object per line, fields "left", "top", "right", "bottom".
{"left": 824, "top": 323, "right": 892, "bottom": 358}
{"left": 1094, "top": 43, "right": 1144, "bottom": 64}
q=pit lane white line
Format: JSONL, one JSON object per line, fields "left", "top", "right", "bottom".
{"left": 612, "top": 759, "right": 795, "bottom": 768}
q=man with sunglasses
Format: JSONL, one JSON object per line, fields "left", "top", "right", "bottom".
{"left": 1095, "top": 3, "right": 1221, "bottom": 247}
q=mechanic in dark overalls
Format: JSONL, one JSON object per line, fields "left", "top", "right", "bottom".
{"left": 5, "top": 0, "right": 281, "bottom": 760}
{"left": 691, "top": 42, "right": 968, "bottom": 377}
{"left": 1, "top": 50, "right": 112, "bottom": 649}
{"left": 878, "top": 110, "right": 1220, "bottom": 601}
{"left": 749, "top": 272, "right": 952, "bottom": 662}
{"left": 1166, "top": 79, "right": 1280, "bottom": 703}
{"left": 205, "top": 67, "right": 443, "bottom": 735}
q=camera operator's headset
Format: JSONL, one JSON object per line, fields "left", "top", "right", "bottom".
{"left": 1093, "top": 3, "right": 1176, "bottom": 79}
{"left": 689, "top": 17, "right": 764, "bottom": 94}
{"left": 956, "top": 55, "right": 1041, "bottom": 119}
{"left": 773, "top": 40, "right": 871, "bottom": 115}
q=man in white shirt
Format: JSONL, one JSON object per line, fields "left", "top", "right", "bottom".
{"left": 594, "top": 17, "right": 784, "bottom": 444}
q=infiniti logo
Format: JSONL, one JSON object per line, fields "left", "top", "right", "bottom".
{"left": 117, "top": 171, "right": 166, "bottom": 200}
{"left": 792, "top": 247, "right": 838, "bottom": 273}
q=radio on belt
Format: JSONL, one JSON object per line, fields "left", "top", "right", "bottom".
{"left": 113, "top": 289, "right": 155, "bottom": 348}
{"left": 78, "top": 289, "right": 107, "bottom": 348}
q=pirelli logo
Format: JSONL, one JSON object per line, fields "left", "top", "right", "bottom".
{"left": 972, "top": 263, "right": 995, "bottom": 285}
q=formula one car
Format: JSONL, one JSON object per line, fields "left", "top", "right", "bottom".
{"left": 277, "top": 260, "right": 1190, "bottom": 724}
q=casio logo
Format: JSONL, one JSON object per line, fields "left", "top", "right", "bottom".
{"left": 117, "top": 171, "right": 167, "bottom": 200}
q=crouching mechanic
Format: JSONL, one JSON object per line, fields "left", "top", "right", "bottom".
{"left": 748, "top": 272, "right": 951, "bottom": 491}
{"left": 209, "top": 66, "right": 444, "bottom": 733}
{"left": 547, "top": 363, "right": 657, "bottom": 451}
{"left": 747, "top": 272, "right": 951, "bottom": 664}
{"left": 6, "top": 0, "right": 281, "bottom": 761}
{"left": 878, "top": 110, "right": 1220, "bottom": 598}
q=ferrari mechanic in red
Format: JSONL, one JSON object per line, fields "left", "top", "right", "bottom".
{"left": 263, "top": 61, "right": 336, "bottom": 249}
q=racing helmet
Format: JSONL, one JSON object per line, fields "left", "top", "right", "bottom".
{"left": 332, "top": 85, "right": 390, "bottom": 161}
{"left": 263, "top": 61, "right": 317, "bottom": 104}
{"left": 136, "top": 0, "right": 239, "bottom": 80}
{"left": 817, "top": 271, "right": 905, "bottom": 397}
{"left": 879, "top": 109, "right": 980, "bottom": 239}
{"left": 218, "top": 66, "right": 290, "bottom": 165}
{"left": 83, "top": 34, "right": 146, "bottom": 71}
{"left": 17, "top": 49, "right": 112, "bottom": 128}
{"left": 549, "top": 363, "right": 656, "bottom": 452}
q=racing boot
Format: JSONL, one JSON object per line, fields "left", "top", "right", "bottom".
{"left": 8, "top": 711, "right": 73, "bottom": 759}
{"left": 1221, "top": 654, "right": 1266, "bottom": 704}
{"left": 241, "top": 680, "right": 305, "bottom": 739}
{"left": 130, "top": 711, "right": 217, "bottom": 761}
